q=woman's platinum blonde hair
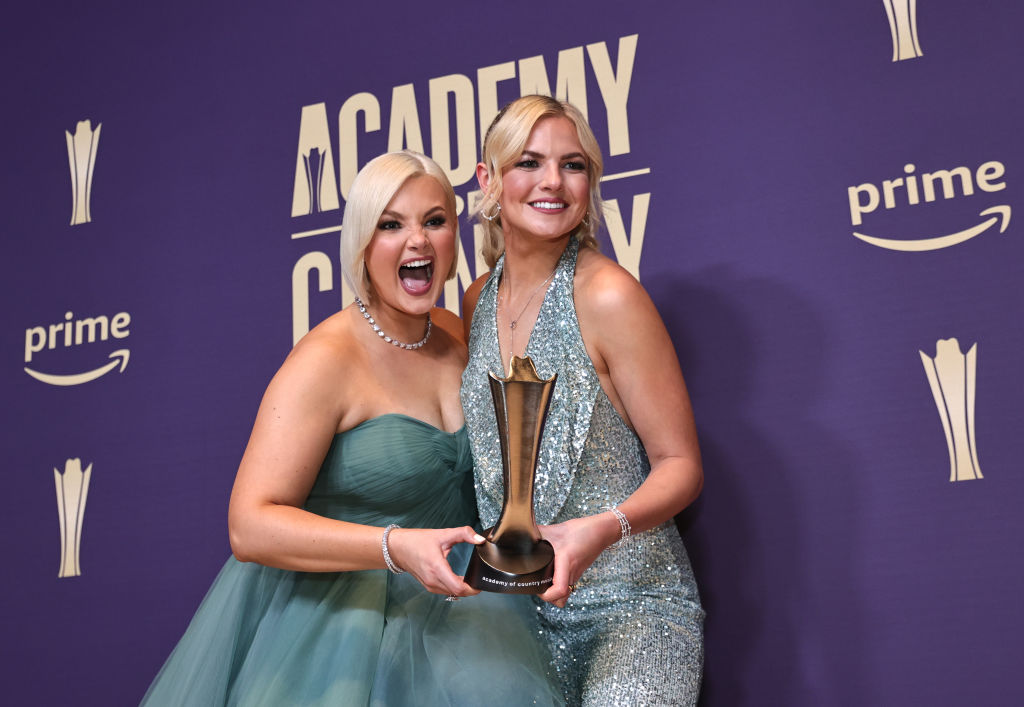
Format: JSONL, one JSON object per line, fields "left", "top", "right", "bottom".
{"left": 473, "top": 95, "right": 604, "bottom": 268}
{"left": 340, "top": 150, "right": 459, "bottom": 301}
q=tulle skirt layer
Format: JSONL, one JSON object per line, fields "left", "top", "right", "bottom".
{"left": 142, "top": 545, "right": 562, "bottom": 706}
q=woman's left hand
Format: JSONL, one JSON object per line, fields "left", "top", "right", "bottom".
{"left": 537, "top": 512, "right": 620, "bottom": 608}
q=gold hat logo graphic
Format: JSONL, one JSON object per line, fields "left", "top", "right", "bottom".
{"left": 55, "top": 458, "right": 92, "bottom": 577}
{"left": 66, "top": 120, "right": 101, "bottom": 225}
{"left": 883, "top": 0, "right": 923, "bottom": 61}
{"left": 291, "top": 103, "right": 340, "bottom": 216}
{"left": 920, "top": 339, "right": 982, "bottom": 482}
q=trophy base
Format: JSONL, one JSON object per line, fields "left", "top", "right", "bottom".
{"left": 464, "top": 535, "right": 555, "bottom": 594}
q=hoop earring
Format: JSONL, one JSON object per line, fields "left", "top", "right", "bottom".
{"left": 481, "top": 202, "right": 501, "bottom": 222}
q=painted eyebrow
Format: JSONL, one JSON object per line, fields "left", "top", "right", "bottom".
{"left": 520, "top": 149, "right": 587, "bottom": 162}
{"left": 379, "top": 205, "right": 447, "bottom": 220}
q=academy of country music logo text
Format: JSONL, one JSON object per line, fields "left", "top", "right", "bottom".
{"left": 287, "top": 34, "right": 651, "bottom": 342}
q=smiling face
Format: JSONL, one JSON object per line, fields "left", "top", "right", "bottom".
{"left": 363, "top": 174, "right": 455, "bottom": 317}
{"left": 494, "top": 116, "right": 591, "bottom": 245}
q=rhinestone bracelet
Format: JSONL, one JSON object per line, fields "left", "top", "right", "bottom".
{"left": 381, "top": 523, "right": 405, "bottom": 574}
{"left": 603, "top": 505, "right": 631, "bottom": 548}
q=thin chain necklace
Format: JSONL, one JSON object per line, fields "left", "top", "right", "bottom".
{"left": 500, "top": 262, "right": 556, "bottom": 360}
{"left": 502, "top": 266, "right": 556, "bottom": 331}
{"left": 355, "top": 297, "right": 431, "bottom": 350}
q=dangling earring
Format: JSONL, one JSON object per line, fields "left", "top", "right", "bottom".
{"left": 581, "top": 212, "right": 591, "bottom": 227}
{"left": 481, "top": 202, "right": 501, "bottom": 222}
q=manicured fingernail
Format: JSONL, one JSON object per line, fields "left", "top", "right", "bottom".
{"left": 473, "top": 534, "right": 485, "bottom": 542}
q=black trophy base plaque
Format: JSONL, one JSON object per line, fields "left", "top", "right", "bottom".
{"left": 464, "top": 532, "right": 555, "bottom": 594}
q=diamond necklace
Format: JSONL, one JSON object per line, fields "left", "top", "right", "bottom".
{"left": 355, "top": 297, "right": 431, "bottom": 350}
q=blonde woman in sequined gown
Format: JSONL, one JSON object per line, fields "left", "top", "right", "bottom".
{"left": 461, "top": 96, "right": 705, "bottom": 705}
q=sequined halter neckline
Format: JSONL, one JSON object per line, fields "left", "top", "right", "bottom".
{"left": 462, "top": 238, "right": 602, "bottom": 525}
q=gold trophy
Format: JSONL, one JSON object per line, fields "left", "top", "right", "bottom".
{"left": 465, "top": 355, "right": 556, "bottom": 594}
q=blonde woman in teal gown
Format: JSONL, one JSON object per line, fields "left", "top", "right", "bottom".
{"left": 461, "top": 96, "right": 705, "bottom": 705}
{"left": 142, "top": 151, "right": 562, "bottom": 706}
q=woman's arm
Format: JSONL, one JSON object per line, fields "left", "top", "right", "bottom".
{"left": 227, "top": 328, "right": 481, "bottom": 596}
{"left": 538, "top": 257, "right": 703, "bottom": 606}
{"left": 584, "top": 262, "right": 704, "bottom": 527}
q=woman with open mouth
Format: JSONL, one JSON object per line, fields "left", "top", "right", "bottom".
{"left": 462, "top": 95, "right": 705, "bottom": 706}
{"left": 142, "top": 150, "right": 562, "bottom": 706}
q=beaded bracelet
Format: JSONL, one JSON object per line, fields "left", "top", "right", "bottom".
{"left": 603, "top": 505, "right": 632, "bottom": 548}
{"left": 381, "top": 523, "right": 405, "bottom": 574}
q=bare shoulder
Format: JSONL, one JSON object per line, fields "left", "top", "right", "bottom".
{"left": 574, "top": 247, "right": 653, "bottom": 321}
{"left": 462, "top": 273, "right": 491, "bottom": 340}
{"left": 430, "top": 306, "right": 465, "bottom": 345}
{"left": 275, "top": 310, "right": 361, "bottom": 395}
{"left": 429, "top": 318, "right": 469, "bottom": 368}
{"left": 240, "top": 309, "right": 364, "bottom": 444}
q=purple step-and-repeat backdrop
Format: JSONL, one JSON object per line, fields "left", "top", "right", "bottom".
{"left": 2, "top": 2, "right": 1022, "bottom": 704}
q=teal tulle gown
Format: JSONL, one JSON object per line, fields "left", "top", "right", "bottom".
{"left": 142, "top": 414, "right": 563, "bottom": 706}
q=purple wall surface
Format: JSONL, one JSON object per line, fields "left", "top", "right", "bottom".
{"left": 2, "top": 1, "right": 1022, "bottom": 704}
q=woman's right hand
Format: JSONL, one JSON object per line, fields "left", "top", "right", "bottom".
{"left": 537, "top": 512, "right": 621, "bottom": 607}
{"left": 385, "top": 526, "right": 485, "bottom": 597}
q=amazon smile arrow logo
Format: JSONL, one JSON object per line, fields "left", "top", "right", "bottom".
{"left": 25, "top": 349, "right": 130, "bottom": 386}
{"left": 847, "top": 159, "right": 1012, "bottom": 252}
{"left": 23, "top": 310, "right": 133, "bottom": 386}
{"left": 854, "top": 206, "right": 1011, "bottom": 251}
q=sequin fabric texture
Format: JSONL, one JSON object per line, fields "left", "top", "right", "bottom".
{"left": 461, "top": 239, "right": 705, "bottom": 706}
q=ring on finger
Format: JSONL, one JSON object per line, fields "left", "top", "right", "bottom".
{"left": 446, "top": 594, "right": 459, "bottom": 602}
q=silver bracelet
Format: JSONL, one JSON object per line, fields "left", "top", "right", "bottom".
{"left": 381, "top": 523, "right": 405, "bottom": 574}
{"left": 602, "top": 505, "right": 631, "bottom": 548}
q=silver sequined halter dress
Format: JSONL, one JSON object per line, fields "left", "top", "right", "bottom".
{"left": 461, "top": 238, "right": 704, "bottom": 706}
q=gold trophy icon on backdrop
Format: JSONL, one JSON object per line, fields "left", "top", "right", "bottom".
{"left": 464, "top": 355, "right": 556, "bottom": 593}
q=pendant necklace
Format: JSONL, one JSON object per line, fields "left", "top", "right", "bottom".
{"left": 501, "top": 264, "right": 556, "bottom": 357}
{"left": 355, "top": 297, "right": 431, "bottom": 350}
